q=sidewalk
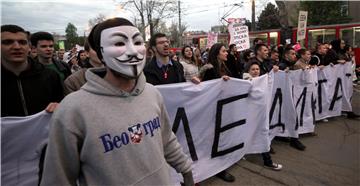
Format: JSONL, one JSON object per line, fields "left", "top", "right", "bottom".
{"left": 200, "top": 87, "right": 360, "bottom": 186}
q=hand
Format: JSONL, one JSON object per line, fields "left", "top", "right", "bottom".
{"left": 181, "top": 171, "right": 194, "bottom": 186}
{"left": 284, "top": 67, "right": 290, "bottom": 73}
{"left": 338, "top": 60, "right": 346, "bottom": 64}
{"left": 45, "top": 102, "right": 59, "bottom": 113}
{"left": 222, "top": 75, "right": 230, "bottom": 81}
{"left": 191, "top": 77, "right": 201, "bottom": 84}
{"left": 272, "top": 65, "right": 279, "bottom": 72}
{"left": 319, "top": 65, "right": 325, "bottom": 70}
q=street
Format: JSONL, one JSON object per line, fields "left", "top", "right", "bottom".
{"left": 200, "top": 85, "right": 360, "bottom": 186}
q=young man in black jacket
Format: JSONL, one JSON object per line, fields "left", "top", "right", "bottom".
{"left": 144, "top": 33, "right": 186, "bottom": 85}
{"left": 30, "top": 31, "right": 71, "bottom": 81}
{"left": 1, "top": 25, "right": 64, "bottom": 117}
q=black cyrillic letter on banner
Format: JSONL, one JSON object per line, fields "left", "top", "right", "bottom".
{"left": 172, "top": 107, "right": 198, "bottom": 161}
{"left": 211, "top": 94, "right": 248, "bottom": 158}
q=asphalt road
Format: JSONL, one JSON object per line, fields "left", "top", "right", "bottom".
{"left": 200, "top": 85, "right": 360, "bottom": 186}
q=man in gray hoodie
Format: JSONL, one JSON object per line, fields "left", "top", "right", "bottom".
{"left": 41, "top": 17, "right": 194, "bottom": 186}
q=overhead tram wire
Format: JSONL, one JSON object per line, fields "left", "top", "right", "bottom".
{"left": 182, "top": 4, "right": 230, "bottom": 16}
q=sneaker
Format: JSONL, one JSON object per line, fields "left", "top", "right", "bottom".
{"left": 264, "top": 163, "right": 282, "bottom": 171}
{"left": 290, "top": 139, "right": 306, "bottom": 151}
{"left": 216, "top": 170, "right": 235, "bottom": 182}
{"left": 322, "top": 119, "right": 329, "bottom": 122}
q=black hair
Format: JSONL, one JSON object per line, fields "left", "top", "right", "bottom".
{"left": 254, "top": 43, "right": 267, "bottom": 56}
{"left": 208, "top": 43, "right": 226, "bottom": 76}
{"left": 30, "top": 32, "right": 54, "bottom": 46}
{"left": 242, "top": 49, "right": 253, "bottom": 62}
{"left": 330, "top": 39, "right": 344, "bottom": 54}
{"left": 1, "top": 24, "right": 26, "bottom": 33}
{"left": 84, "top": 39, "right": 90, "bottom": 52}
{"left": 344, "top": 44, "right": 351, "bottom": 52}
{"left": 181, "top": 45, "right": 195, "bottom": 63}
{"left": 88, "top": 17, "right": 134, "bottom": 60}
{"left": 297, "top": 48, "right": 308, "bottom": 56}
{"left": 229, "top": 44, "right": 236, "bottom": 51}
{"left": 284, "top": 46, "right": 295, "bottom": 55}
{"left": 149, "top": 33, "right": 167, "bottom": 48}
{"left": 246, "top": 61, "right": 260, "bottom": 73}
{"left": 253, "top": 38, "right": 262, "bottom": 45}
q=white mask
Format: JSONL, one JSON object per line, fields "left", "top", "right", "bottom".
{"left": 100, "top": 26, "right": 146, "bottom": 78}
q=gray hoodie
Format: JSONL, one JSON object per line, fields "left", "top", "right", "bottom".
{"left": 41, "top": 68, "right": 192, "bottom": 186}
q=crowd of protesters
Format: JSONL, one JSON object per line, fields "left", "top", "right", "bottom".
{"left": 1, "top": 17, "right": 360, "bottom": 185}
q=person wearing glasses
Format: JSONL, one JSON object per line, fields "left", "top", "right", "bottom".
{"left": 144, "top": 33, "right": 187, "bottom": 85}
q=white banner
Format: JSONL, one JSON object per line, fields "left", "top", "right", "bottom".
{"left": 1, "top": 64, "right": 353, "bottom": 184}
{"left": 156, "top": 76, "right": 270, "bottom": 182}
{"left": 341, "top": 62, "right": 353, "bottom": 112}
{"left": 228, "top": 23, "right": 250, "bottom": 51}
{"left": 1, "top": 111, "right": 52, "bottom": 186}
{"left": 268, "top": 71, "right": 297, "bottom": 138}
{"left": 316, "top": 64, "right": 353, "bottom": 120}
{"left": 289, "top": 68, "right": 317, "bottom": 135}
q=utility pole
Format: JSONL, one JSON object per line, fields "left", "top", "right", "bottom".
{"left": 251, "top": 0, "right": 255, "bottom": 31}
{"left": 178, "top": 0, "right": 182, "bottom": 47}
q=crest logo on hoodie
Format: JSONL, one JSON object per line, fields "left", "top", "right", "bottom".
{"left": 128, "top": 123, "right": 143, "bottom": 144}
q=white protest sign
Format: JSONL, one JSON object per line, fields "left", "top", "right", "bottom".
{"left": 297, "top": 11, "right": 308, "bottom": 40}
{"left": 228, "top": 22, "right": 250, "bottom": 51}
{"left": 206, "top": 32, "right": 218, "bottom": 49}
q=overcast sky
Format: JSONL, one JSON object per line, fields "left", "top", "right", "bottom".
{"left": 1, "top": 0, "right": 274, "bottom": 35}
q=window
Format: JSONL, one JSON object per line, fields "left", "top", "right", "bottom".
{"left": 308, "top": 29, "right": 336, "bottom": 49}
{"left": 354, "top": 27, "right": 360, "bottom": 48}
{"left": 340, "top": 26, "right": 360, "bottom": 48}
{"left": 269, "top": 32, "right": 278, "bottom": 46}
{"left": 249, "top": 33, "right": 267, "bottom": 47}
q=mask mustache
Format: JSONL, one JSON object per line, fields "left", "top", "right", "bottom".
{"left": 114, "top": 55, "right": 144, "bottom": 63}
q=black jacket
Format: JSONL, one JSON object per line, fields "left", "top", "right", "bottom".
{"left": 225, "top": 53, "right": 241, "bottom": 78}
{"left": 278, "top": 59, "right": 295, "bottom": 70}
{"left": 35, "top": 57, "right": 71, "bottom": 81}
{"left": 143, "top": 57, "right": 186, "bottom": 85}
{"left": 1, "top": 58, "right": 64, "bottom": 117}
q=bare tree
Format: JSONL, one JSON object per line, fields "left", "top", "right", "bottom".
{"left": 168, "top": 21, "right": 187, "bottom": 47}
{"left": 275, "top": 1, "right": 289, "bottom": 29}
{"left": 120, "top": 0, "right": 177, "bottom": 37}
{"left": 88, "top": 14, "right": 107, "bottom": 30}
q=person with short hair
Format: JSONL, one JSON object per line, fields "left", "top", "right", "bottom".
{"left": 144, "top": 33, "right": 186, "bottom": 85}
{"left": 1, "top": 24, "right": 64, "bottom": 117}
{"left": 40, "top": 18, "right": 194, "bottom": 186}
{"left": 294, "top": 48, "right": 311, "bottom": 70}
{"left": 243, "top": 61, "right": 260, "bottom": 80}
{"left": 225, "top": 44, "right": 241, "bottom": 78}
{"left": 246, "top": 43, "right": 277, "bottom": 75}
{"left": 270, "top": 47, "right": 280, "bottom": 66}
{"left": 30, "top": 31, "right": 71, "bottom": 81}
{"left": 63, "top": 39, "right": 104, "bottom": 95}
{"left": 57, "top": 48, "right": 65, "bottom": 62}
{"left": 278, "top": 47, "right": 298, "bottom": 71}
